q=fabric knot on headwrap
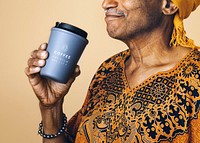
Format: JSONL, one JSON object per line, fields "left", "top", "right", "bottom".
{"left": 170, "top": 0, "right": 200, "bottom": 49}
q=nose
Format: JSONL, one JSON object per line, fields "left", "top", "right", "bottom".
{"left": 102, "top": 0, "right": 118, "bottom": 10}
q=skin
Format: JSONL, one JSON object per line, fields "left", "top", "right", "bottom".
{"left": 25, "top": 0, "right": 192, "bottom": 142}
{"left": 103, "top": 0, "right": 163, "bottom": 41}
{"left": 102, "top": 0, "right": 190, "bottom": 88}
{"left": 25, "top": 43, "right": 81, "bottom": 143}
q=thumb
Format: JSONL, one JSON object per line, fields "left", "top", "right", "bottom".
{"left": 24, "top": 67, "right": 43, "bottom": 86}
{"left": 65, "top": 65, "right": 81, "bottom": 87}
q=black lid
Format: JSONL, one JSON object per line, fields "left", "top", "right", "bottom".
{"left": 55, "top": 22, "right": 88, "bottom": 38}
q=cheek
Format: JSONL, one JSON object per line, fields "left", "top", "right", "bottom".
{"left": 124, "top": 0, "right": 142, "bottom": 11}
{"left": 125, "top": 0, "right": 163, "bottom": 29}
{"left": 126, "top": 6, "right": 148, "bottom": 28}
{"left": 124, "top": 0, "right": 147, "bottom": 21}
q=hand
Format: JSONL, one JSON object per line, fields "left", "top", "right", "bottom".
{"left": 25, "top": 43, "right": 80, "bottom": 108}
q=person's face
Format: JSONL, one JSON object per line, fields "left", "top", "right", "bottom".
{"left": 102, "top": 0, "right": 164, "bottom": 41}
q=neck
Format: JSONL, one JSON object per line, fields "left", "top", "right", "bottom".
{"left": 121, "top": 17, "right": 192, "bottom": 89}
{"left": 126, "top": 35, "right": 172, "bottom": 67}
{"left": 124, "top": 18, "right": 175, "bottom": 69}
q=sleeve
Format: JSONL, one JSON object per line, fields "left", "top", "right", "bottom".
{"left": 189, "top": 110, "right": 200, "bottom": 142}
{"left": 65, "top": 109, "right": 83, "bottom": 142}
{"left": 64, "top": 56, "right": 115, "bottom": 142}
{"left": 189, "top": 55, "right": 200, "bottom": 142}
{"left": 189, "top": 54, "right": 200, "bottom": 142}
{"left": 65, "top": 75, "right": 100, "bottom": 142}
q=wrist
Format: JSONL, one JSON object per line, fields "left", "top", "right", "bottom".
{"left": 38, "top": 113, "right": 67, "bottom": 139}
{"left": 39, "top": 98, "right": 64, "bottom": 111}
{"left": 39, "top": 100, "right": 64, "bottom": 134}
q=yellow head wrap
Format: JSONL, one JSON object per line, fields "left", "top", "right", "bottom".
{"left": 170, "top": 0, "right": 200, "bottom": 49}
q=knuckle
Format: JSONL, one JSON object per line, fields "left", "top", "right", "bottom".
{"left": 27, "top": 58, "right": 32, "bottom": 65}
{"left": 38, "top": 59, "right": 45, "bottom": 66}
{"left": 39, "top": 43, "right": 47, "bottom": 50}
{"left": 36, "top": 50, "right": 48, "bottom": 59}
{"left": 30, "top": 66, "right": 40, "bottom": 73}
{"left": 24, "top": 67, "right": 29, "bottom": 75}
{"left": 40, "top": 51, "right": 48, "bottom": 59}
{"left": 31, "top": 50, "right": 37, "bottom": 57}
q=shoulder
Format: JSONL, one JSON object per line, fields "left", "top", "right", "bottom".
{"left": 177, "top": 49, "right": 200, "bottom": 89}
{"left": 81, "top": 50, "right": 130, "bottom": 114}
{"left": 178, "top": 49, "right": 200, "bottom": 76}
{"left": 97, "top": 49, "right": 130, "bottom": 73}
{"left": 187, "top": 49, "right": 200, "bottom": 63}
{"left": 175, "top": 49, "right": 200, "bottom": 116}
{"left": 87, "top": 49, "right": 129, "bottom": 91}
{"left": 91, "top": 49, "right": 129, "bottom": 81}
{"left": 181, "top": 49, "right": 200, "bottom": 78}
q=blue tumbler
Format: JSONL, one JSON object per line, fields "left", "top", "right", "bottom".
{"left": 40, "top": 22, "right": 89, "bottom": 83}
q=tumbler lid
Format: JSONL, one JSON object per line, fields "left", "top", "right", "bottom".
{"left": 55, "top": 22, "right": 88, "bottom": 38}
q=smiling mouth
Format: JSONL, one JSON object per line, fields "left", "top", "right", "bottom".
{"left": 104, "top": 9, "right": 126, "bottom": 21}
{"left": 105, "top": 15, "right": 124, "bottom": 22}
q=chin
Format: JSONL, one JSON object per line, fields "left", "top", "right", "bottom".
{"left": 107, "top": 28, "right": 122, "bottom": 39}
{"left": 107, "top": 30, "right": 130, "bottom": 42}
{"left": 106, "top": 24, "right": 136, "bottom": 41}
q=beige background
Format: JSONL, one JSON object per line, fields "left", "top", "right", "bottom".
{"left": 0, "top": 0, "right": 199, "bottom": 142}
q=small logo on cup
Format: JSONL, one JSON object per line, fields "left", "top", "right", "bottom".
{"left": 61, "top": 45, "right": 69, "bottom": 52}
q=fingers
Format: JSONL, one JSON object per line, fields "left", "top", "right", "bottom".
{"left": 25, "top": 43, "right": 48, "bottom": 77}
{"left": 24, "top": 67, "right": 43, "bottom": 86}
{"left": 39, "top": 43, "right": 48, "bottom": 50}
{"left": 73, "top": 65, "right": 81, "bottom": 77}
{"left": 31, "top": 44, "right": 48, "bottom": 59}
{"left": 27, "top": 58, "right": 46, "bottom": 67}
{"left": 24, "top": 66, "right": 40, "bottom": 76}
{"left": 25, "top": 43, "right": 81, "bottom": 89}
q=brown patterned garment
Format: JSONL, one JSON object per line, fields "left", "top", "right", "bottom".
{"left": 66, "top": 49, "right": 200, "bottom": 143}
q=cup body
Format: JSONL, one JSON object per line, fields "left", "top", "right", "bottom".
{"left": 40, "top": 25, "right": 88, "bottom": 83}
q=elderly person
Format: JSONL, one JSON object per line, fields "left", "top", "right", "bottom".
{"left": 25, "top": 0, "right": 200, "bottom": 142}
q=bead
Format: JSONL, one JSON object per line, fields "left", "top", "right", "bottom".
{"left": 38, "top": 113, "right": 67, "bottom": 139}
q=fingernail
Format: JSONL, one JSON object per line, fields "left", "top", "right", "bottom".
{"left": 41, "top": 43, "right": 47, "bottom": 49}
{"left": 41, "top": 51, "right": 48, "bottom": 58}
{"left": 34, "top": 67, "right": 40, "bottom": 72}
{"left": 75, "top": 66, "right": 80, "bottom": 72}
{"left": 38, "top": 60, "right": 45, "bottom": 66}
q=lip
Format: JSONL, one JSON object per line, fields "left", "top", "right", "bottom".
{"left": 104, "top": 9, "right": 126, "bottom": 22}
{"left": 105, "top": 15, "right": 124, "bottom": 22}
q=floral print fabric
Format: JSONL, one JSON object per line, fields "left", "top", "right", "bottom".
{"left": 70, "top": 49, "right": 200, "bottom": 143}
